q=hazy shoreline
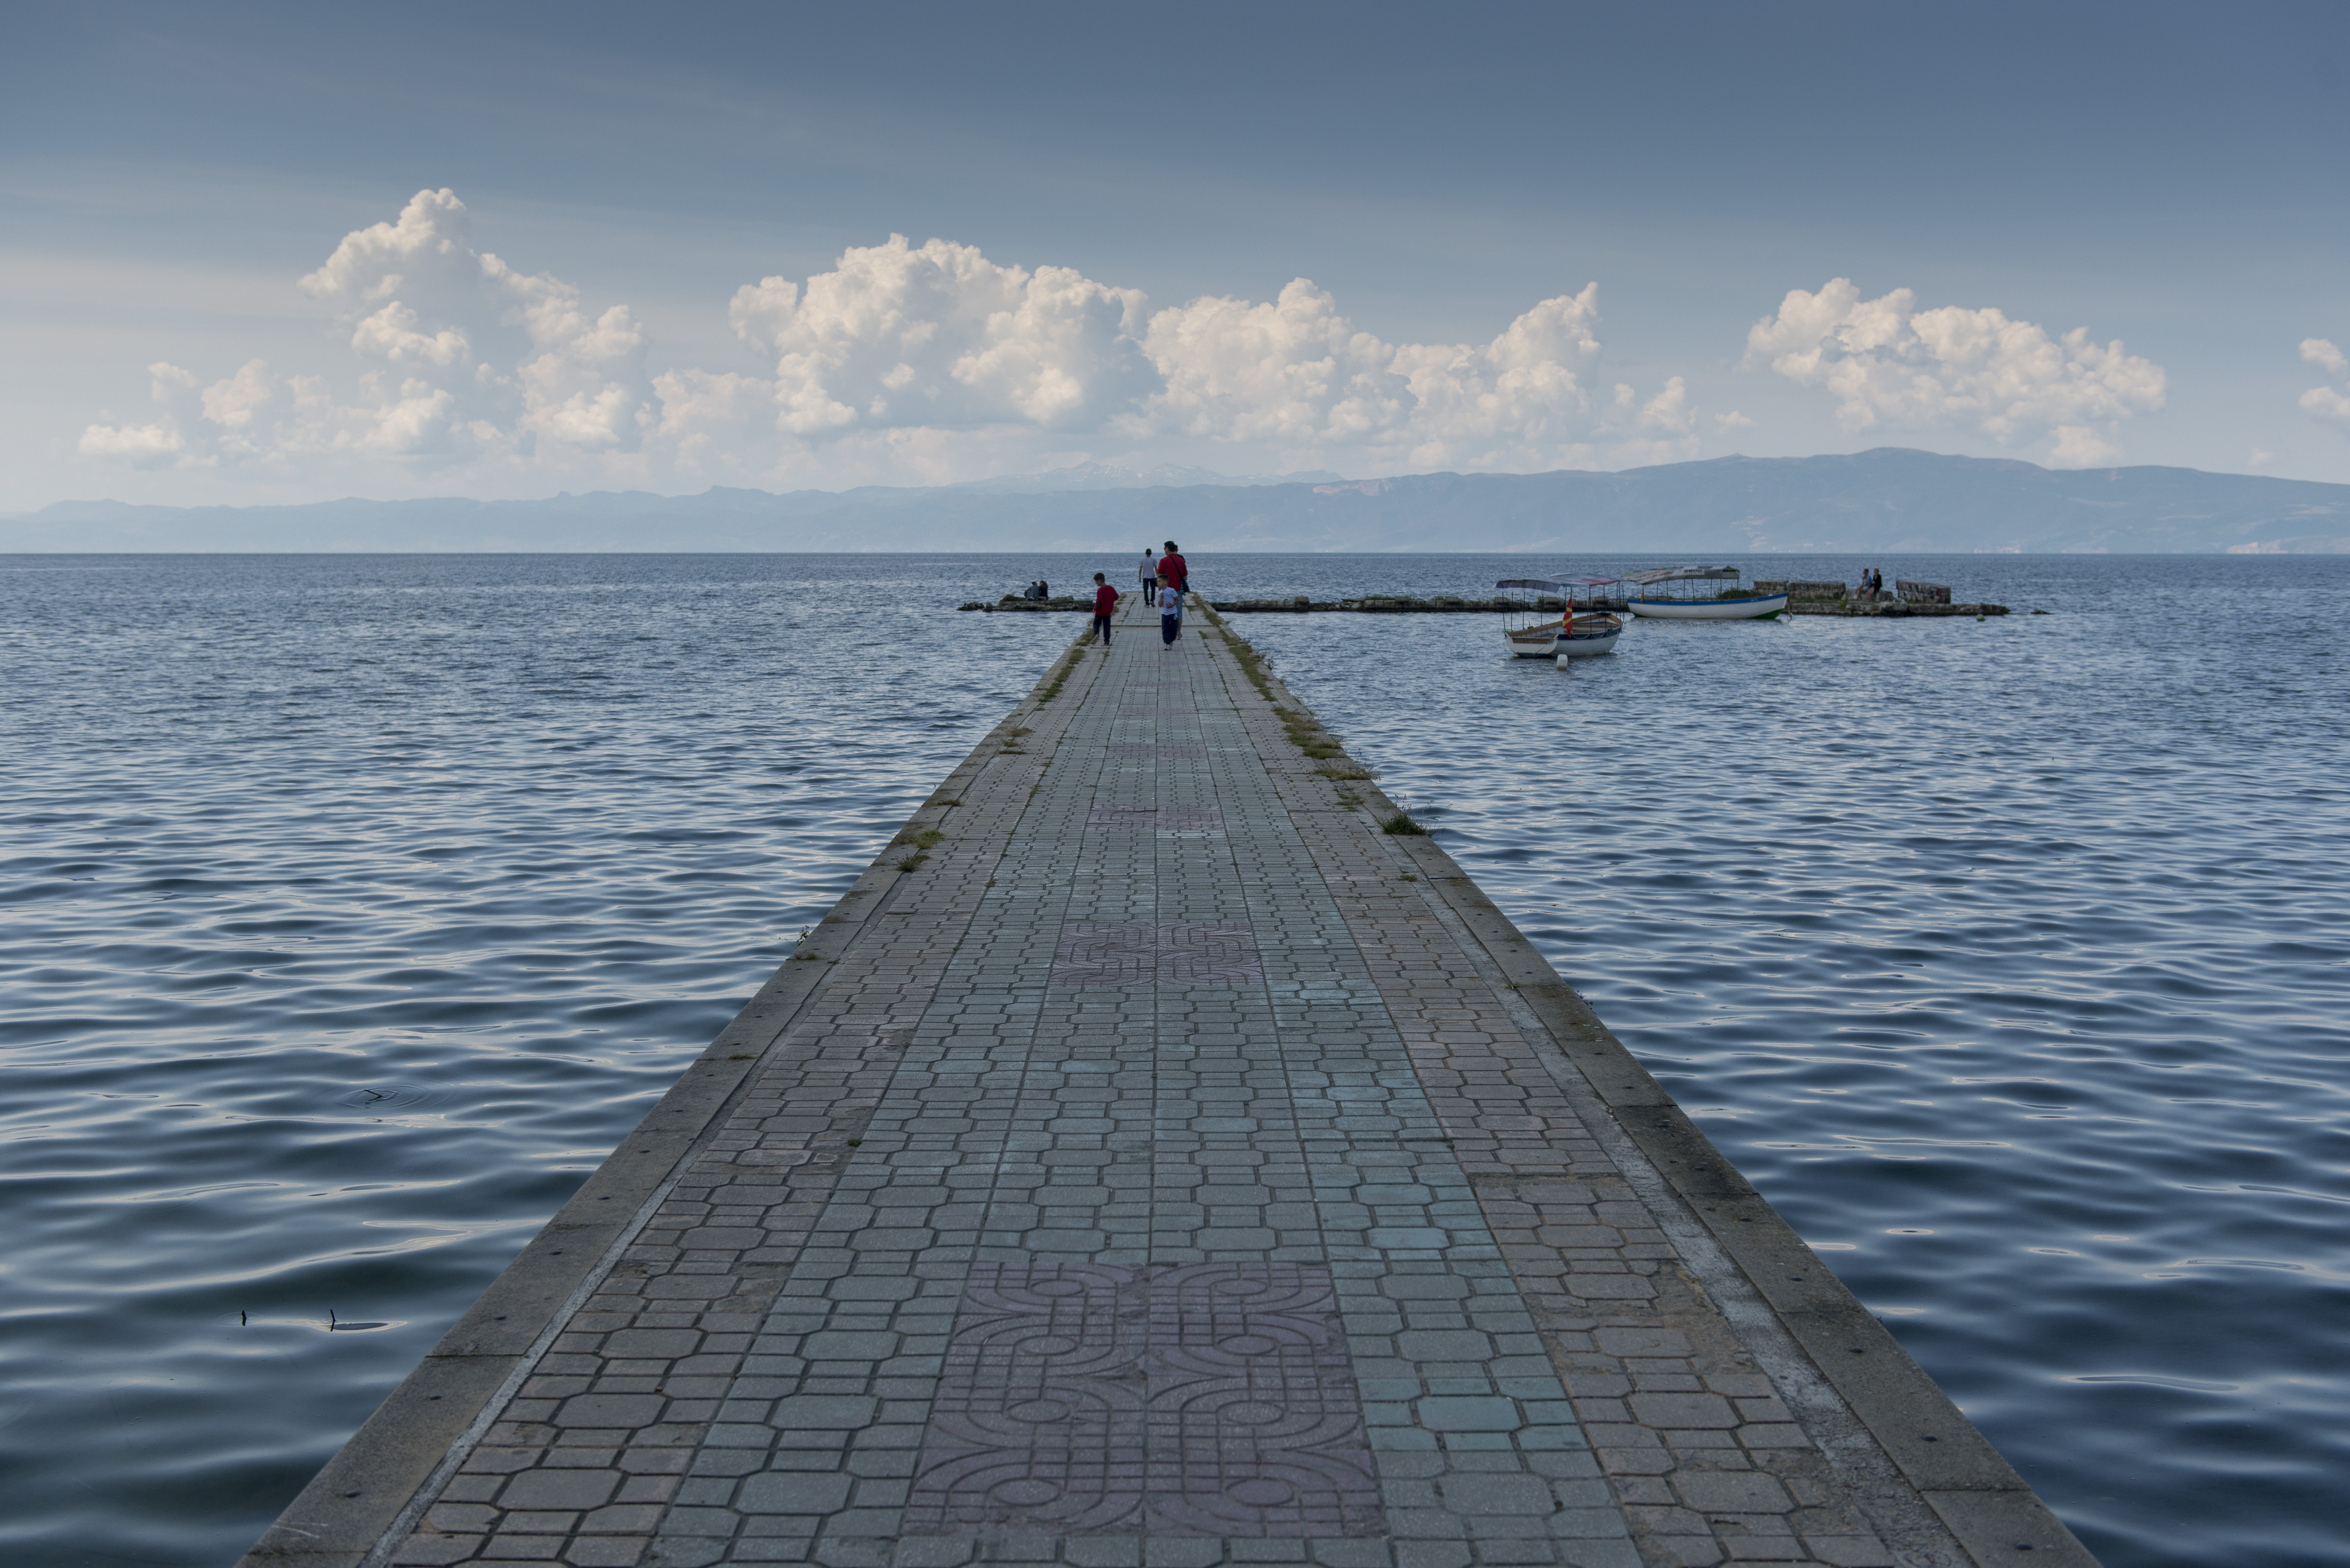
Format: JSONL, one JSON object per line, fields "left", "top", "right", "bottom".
{"left": 11, "top": 448, "right": 2350, "bottom": 557}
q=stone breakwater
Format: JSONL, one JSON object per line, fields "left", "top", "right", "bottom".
{"left": 960, "top": 597, "right": 1102, "bottom": 612}
{"left": 959, "top": 596, "right": 2012, "bottom": 617}
{"left": 1752, "top": 581, "right": 2009, "bottom": 616}
{"left": 1212, "top": 598, "right": 1636, "bottom": 614}
{"left": 956, "top": 597, "right": 1617, "bottom": 614}
{"left": 1783, "top": 602, "right": 2008, "bottom": 617}
{"left": 240, "top": 589, "right": 2092, "bottom": 1568}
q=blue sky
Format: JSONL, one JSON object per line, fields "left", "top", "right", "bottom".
{"left": 7, "top": 0, "right": 2350, "bottom": 509}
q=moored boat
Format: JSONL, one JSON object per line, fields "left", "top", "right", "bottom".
{"left": 1497, "top": 578, "right": 1623, "bottom": 657}
{"left": 1621, "top": 566, "right": 1789, "bottom": 619}
{"left": 1553, "top": 619, "right": 1623, "bottom": 657}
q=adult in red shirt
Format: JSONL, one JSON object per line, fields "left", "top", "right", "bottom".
{"left": 1090, "top": 573, "right": 1117, "bottom": 644}
{"left": 1158, "top": 540, "right": 1189, "bottom": 597}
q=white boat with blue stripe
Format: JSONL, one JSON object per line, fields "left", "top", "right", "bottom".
{"left": 1622, "top": 566, "right": 1789, "bottom": 619}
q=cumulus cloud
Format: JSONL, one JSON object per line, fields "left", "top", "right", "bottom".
{"left": 2299, "top": 337, "right": 2350, "bottom": 425}
{"left": 1132, "top": 280, "right": 1630, "bottom": 470}
{"left": 83, "top": 191, "right": 1695, "bottom": 491}
{"left": 722, "top": 236, "right": 1154, "bottom": 434}
{"left": 82, "top": 188, "right": 654, "bottom": 472}
{"left": 1743, "top": 278, "right": 2165, "bottom": 466}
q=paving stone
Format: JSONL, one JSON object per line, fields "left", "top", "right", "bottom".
{"left": 499, "top": 1471, "right": 624, "bottom": 1511}
{"left": 1430, "top": 1476, "right": 1556, "bottom": 1516}
{"left": 1413, "top": 1398, "right": 1521, "bottom": 1434}
{"left": 557, "top": 1396, "right": 669, "bottom": 1430}
{"left": 739, "top": 1474, "right": 856, "bottom": 1515}
{"left": 1668, "top": 1472, "right": 1792, "bottom": 1514}
{"left": 1627, "top": 1395, "right": 1737, "bottom": 1432}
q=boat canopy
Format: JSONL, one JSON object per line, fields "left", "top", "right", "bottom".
{"left": 1623, "top": 565, "right": 1741, "bottom": 585}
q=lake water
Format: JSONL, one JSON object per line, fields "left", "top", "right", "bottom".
{"left": 2, "top": 553, "right": 2344, "bottom": 1568}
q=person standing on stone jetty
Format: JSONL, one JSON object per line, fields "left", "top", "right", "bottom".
{"left": 1157, "top": 570, "right": 1182, "bottom": 647}
{"left": 1090, "top": 572, "right": 1116, "bottom": 645}
{"left": 1160, "top": 539, "right": 1189, "bottom": 599}
{"left": 1138, "top": 548, "right": 1157, "bottom": 600}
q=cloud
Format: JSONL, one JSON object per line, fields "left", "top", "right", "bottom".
{"left": 82, "top": 191, "right": 1695, "bottom": 492}
{"left": 2299, "top": 337, "right": 2350, "bottom": 425}
{"left": 79, "top": 364, "right": 199, "bottom": 467}
{"left": 723, "top": 236, "right": 1155, "bottom": 435}
{"left": 1744, "top": 278, "right": 2165, "bottom": 465}
{"left": 83, "top": 188, "right": 654, "bottom": 472}
{"left": 2301, "top": 387, "right": 2350, "bottom": 423}
{"left": 2048, "top": 425, "right": 2120, "bottom": 467}
{"left": 1133, "top": 280, "right": 1637, "bottom": 470}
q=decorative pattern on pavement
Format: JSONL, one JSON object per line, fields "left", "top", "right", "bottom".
{"left": 1083, "top": 806, "right": 1224, "bottom": 834}
{"left": 1048, "top": 924, "right": 1264, "bottom": 989}
{"left": 902, "top": 1261, "right": 1380, "bottom": 1539}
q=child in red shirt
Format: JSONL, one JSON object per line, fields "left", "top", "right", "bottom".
{"left": 1090, "top": 573, "right": 1117, "bottom": 644}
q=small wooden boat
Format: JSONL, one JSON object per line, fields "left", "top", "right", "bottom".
{"left": 1497, "top": 578, "right": 1622, "bottom": 657}
{"left": 1621, "top": 566, "right": 1788, "bottom": 619}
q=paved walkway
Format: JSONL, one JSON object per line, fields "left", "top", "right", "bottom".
{"left": 251, "top": 594, "right": 2092, "bottom": 1568}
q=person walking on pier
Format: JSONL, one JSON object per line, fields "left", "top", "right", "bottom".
{"left": 1138, "top": 549, "right": 1158, "bottom": 606}
{"left": 1159, "top": 540, "right": 1188, "bottom": 598}
{"left": 1090, "top": 572, "right": 1117, "bottom": 645}
{"left": 1157, "top": 570, "right": 1182, "bottom": 647}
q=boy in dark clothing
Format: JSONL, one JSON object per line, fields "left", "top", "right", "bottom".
{"left": 1090, "top": 573, "right": 1117, "bottom": 644}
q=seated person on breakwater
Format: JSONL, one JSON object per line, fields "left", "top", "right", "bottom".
{"left": 1021, "top": 580, "right": 1051, "bottom": 601}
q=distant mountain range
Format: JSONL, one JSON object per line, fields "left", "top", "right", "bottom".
{"left": 942, "top": 460, "right": 1351, "bottom": 493}
{"left": 6, "top": 449, "right": 2349, "bottom": 554}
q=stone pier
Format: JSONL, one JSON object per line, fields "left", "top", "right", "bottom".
{"left": 241, "top": 594, "right": 2093, "bottom": 1568}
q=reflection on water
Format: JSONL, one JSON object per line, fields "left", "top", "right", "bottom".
{"left": 2, "top": 552, "right": 2345, "bottom": 1568}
